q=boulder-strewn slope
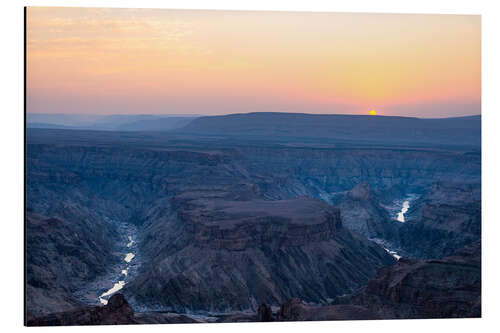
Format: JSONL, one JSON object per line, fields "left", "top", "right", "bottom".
{"left": 125, "top": 197, "right": 395, "bottom": 312}
{"left": 352, "top": 241, "right": 481, "bottom": 319}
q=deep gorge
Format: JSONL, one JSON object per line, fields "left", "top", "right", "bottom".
{"left": 26, "top": 128, "right": 481, "bottom": 320}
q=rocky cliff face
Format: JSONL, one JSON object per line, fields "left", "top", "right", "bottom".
{"left": 26, "top": 209, "right": 120, "bottom": 316}
{"left": 237, "top": 146, "right": 480, "bottom": 202}
{"left": 125, "top": 196, "right": 395, "bottom": 312}
{"left": 186, "top": 197, "right": 342, "bottom": 249}
{"left": 352, "top": 241, "right": 481, "bottom": 319}
{"left": 396, "top": 182, "right": 481, "bottom": 259}
{"left": 27, "top": 294, "right": 135, "bottom": 326}
{"left": 275, "top": 298, "right": 379, "bottom": 321}
{"left": 333, "top": 180, "right": 481, "bottom": 261}
{"left": 27, "top": 293, "right": 198, "bottom": 326}
{"left": 336, "top": 183, "right": 396, "bottom": 241}
{"left": 251, "top": 240, "right": 480, "bottom": 322}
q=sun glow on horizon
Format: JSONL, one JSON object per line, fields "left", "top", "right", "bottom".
{"left": 26, "top": 8, "right": 481, "bottom": 118}
{"left": 369, "top": 110, "right": 377, "bottom": 116}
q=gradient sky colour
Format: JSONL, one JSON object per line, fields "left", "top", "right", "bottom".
{"left": 26, "top": 7, "right": 481, "bottom": 117}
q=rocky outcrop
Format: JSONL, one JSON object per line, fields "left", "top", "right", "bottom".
{"left": 352, "top": 241, "right": 481, "bottom": 319}
{"left": 125, "top": 196, "right": 395, "bottom": 312}
{"left": 185, "top": 197, "right": 343, "bottom": 249}
{"left": 27, "top": 294, "right": 135, "bottom": 326}
{"left": 26, "top": 210, "right": 120, "bottom": 316}
{"left": 27, "top": 294, "right": 202, "bottom": 326}
{"left": 276, "top": 298, "right": 309, "bottom": 321}
{"left": 337, "top": 183, "right": 397, "bottom": 240}
{"left": 347, "top": 182, "right": 372, "bottom": 201}
{"left": 275, "top": 298, "right": 379, "bottom": 321}
{"left": 257, "top": 303, "right": 273, "bottom": 322}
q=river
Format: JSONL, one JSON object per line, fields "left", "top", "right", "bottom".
{"left": 370, "top": 237, "right": 402, "bottom": 260}
{"left": 390, "top": 194, "right": 418, "bottom": 223}
{"left": 98, "top": 235, "right": 137, "bottom": 305}
{"left": 396, "top": 200, "right": 410, "bottom": 222}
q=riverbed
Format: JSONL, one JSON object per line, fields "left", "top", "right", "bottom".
{"left": 386, "top": 194, "right": 418, "bottom": 223}
{"left": 370, "top": 237, "right": 402, "bottom": 260}
{"left": 98, "top": 234, "right": 137, "bottom": 305}
{"left": 396, "top": 200, "right": 410, "bottom": 222}
{"left": 72, "top": 220, "right": 140, "bottom": 306}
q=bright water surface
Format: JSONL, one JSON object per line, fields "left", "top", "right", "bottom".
{"left": 98, "top": 235, "right": 136, "bottom": 305}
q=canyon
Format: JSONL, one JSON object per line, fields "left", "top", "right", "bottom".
{"left": 25, "top": 113, "right": 481, "bottom": 324}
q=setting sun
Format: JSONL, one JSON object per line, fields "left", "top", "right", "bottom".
{"left": 26, "top": 8, "right": 481, "bottom": 117}
{"left": 369, "top": 110, "right": 377, "bottom": 115}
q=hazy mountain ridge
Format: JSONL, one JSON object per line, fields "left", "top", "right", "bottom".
{"left": 27, "top": 113, "right": 199, "bottom": 132}
{"left": 179, "top": 112, "right": 481, "bottom": 147}
{"left": 27, "top": 112, "right": 481, "bottom": 148}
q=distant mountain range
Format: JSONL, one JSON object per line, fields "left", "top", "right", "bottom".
{"left": 26, "top": 114, "right": 200, "bottom": 131}
{"left": 179, "top": 112, "right": 481, "bottom": 147}
{"left": 27, "top": 112, "right": 481, "bottom": 147}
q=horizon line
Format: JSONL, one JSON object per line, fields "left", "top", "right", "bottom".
{"left": 26, "top": 111, "right": 482, "bottom": 120}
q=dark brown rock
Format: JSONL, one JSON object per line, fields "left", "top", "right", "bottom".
{"left": 276, "top": 298, "right": 309, "bottom": 321}
{"left": 257, "top": 303, "right": 273, "bottom": 322}
{"left": 127, "top": 197, "right": 395, "bottom": 312}
{"left": 27, "top": 294, "right": 136, "bottom": 326}
{"left": 352, "top": 241, "right": 481, "bottom": 319}
{"left": 275, "top": 298, "right": 379, "bottom": 321}
{"left": 102, "top": 294, "right": 134, "bottom": 320}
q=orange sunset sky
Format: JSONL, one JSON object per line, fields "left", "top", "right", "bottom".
{"left": 26, "top": 7, "right": 481, "bottom": 117}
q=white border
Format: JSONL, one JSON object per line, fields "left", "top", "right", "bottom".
{"left": 2, "top": 1, "right": 499, "bottom": 332}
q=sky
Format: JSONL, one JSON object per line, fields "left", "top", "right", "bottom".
{"left": 26, "top": 7, "right": 481, "bottom": 118}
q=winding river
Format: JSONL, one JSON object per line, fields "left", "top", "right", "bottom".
{"left": 93, "top": 195, "right": 414, "bottom": 305}
{"left": 396, "top": 200, "right": 410, "bottom": 222}
{"left": 98, "top": 236, "right": 136, "bottom": 305}
{"left": 384, "top": 248, "right": 402, "bottom": 260}
{"left": 369, "top": 195, "right": 419, "bottom": 260}
{"left": 393, "top": 194, "right": 418, "bottom": 223}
